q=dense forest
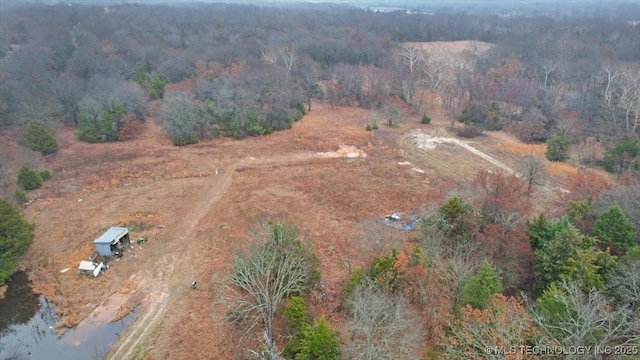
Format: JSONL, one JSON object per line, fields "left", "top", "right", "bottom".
{"left": 1, "top": 1, "right": 640, "bottom": 359}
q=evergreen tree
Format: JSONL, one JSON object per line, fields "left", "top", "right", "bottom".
{"left": 0, "top": 199, "right": 34, "bottom": 283}
{"left": 458, "top": 260, "right": 503, "bottom": 310}
{"left": 592, "top": 206, "right": 637, "bottom": 252}
{"left": 484, "top": 101, "right": 503, "bottom": 131}
{"left": 527, "top": 213, "right": 550, "bottom": 251}
{"left": 16, "top": 165, "right": 43, "bottom": 190}
{"left": 436, "top": 196, "right": 473, "bottom": 243}
{"left": 527, "top": 215, "right": 573, "bottom": 251}
{"left": 534, "top": 224, "right": 613, "bottom": 292}
{"left": 76, "top": 101, "right": 125, "bottom": 143}
{"left": 295, "top": 318, "right": 340, "bottom": 360}
{"left": 546, "top": 134, "right": 571, "bottom": 162}
{"left": 23, "top": 120, "right": 58, "bottom": 155}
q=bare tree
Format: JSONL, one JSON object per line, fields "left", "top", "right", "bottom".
{"left": 519, "top": 154, "right": 546, "bottom": 195}
{"left": 221, "top": 222, "right": 318, "bottom": 357}
{"left": 421, "top": 46, "right": 450, "bottom": 94}
{"left": 602, "top": 64, "right": 620, "bottom": 114}
{"left": 292, "top": 56, "right": 321, "bottom": 112}
{"left": 262, "top": 48, "right": 279, "bottom": 65}
{"left": 618, "top": 69, "right": 640, "bottom": 134}
{"left": 279, "top": 43, "right": 296, "bottom": 74}
{"left": 608, "top": 258, "right": 640, "bottom": 311}
{"left": 357, "top": 219, "right": 400, "bottom": 257}
{"left": 394, "top": 44, "right": 425, "bottom": 102}
{"left": 344, "top": 284, "right": 420, "bottom": 360}
{"left": 440, "top": 295, "right": 536, "bottom": 360}
{"left": 529, "top": 280, "right": 640, "bottom": 360}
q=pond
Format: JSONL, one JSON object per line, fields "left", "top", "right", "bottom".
{"left": 0, "top": 271, "right": 140, "bottom": 360}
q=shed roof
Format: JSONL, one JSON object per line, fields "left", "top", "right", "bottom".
{"left": 93, "top": 227, "right": 128, "bottom": 244}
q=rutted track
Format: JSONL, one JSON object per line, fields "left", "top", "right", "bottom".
{"left": 105, "top": 150, "right": 365, "bottom": 359}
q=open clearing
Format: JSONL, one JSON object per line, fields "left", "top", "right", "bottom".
{"left": 3, "top": 97, "right": 586, "bottom": 358}
{"left": 2, "top": 41, "right": 594, "bottom": 359}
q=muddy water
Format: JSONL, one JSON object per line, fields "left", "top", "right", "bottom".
{"left": 0, "top": 272, "right": 140, "bottom": 360}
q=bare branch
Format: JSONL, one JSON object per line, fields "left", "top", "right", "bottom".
{"left": 344, "top": 284, "right": 420, "bottom": 360}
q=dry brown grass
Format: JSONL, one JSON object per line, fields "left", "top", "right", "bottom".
{"left": 501, "top": 142, "right": 546, "bottom": 155}
{"left": 546, "top": 162, "right": 579, "bottom": 177}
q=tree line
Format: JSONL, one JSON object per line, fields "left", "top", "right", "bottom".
{"left": 1, "top": 2, "right": 638, "bottom": 175}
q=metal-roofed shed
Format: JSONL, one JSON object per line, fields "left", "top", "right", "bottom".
{"left": 93, "top": 227, "right": 130, "bottom": 256}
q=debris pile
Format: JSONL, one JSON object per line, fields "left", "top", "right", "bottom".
{"left": 384, "top": 212, "right": 419, "bottom": 231}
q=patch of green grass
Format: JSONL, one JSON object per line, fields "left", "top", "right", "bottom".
{"left": 126, "top": 222, "right": 146, "bottom": 232}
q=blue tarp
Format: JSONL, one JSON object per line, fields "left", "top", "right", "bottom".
{"left": 384, "top": 214, "right": 419, "bottom": 231}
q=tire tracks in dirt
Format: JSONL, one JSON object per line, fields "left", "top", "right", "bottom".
{"left": 107, "top": 160, "right": 237, "bottom": 360}
{"left": 106, "top": 150, "right": 364, "bottom": 359}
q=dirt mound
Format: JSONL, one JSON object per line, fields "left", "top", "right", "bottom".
{"left": 316, "top": 145, "right": 367, "bottom": 159}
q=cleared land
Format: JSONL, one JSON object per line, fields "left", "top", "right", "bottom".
{"left": 1, "top": 41, "right": 604, "bottom": 359}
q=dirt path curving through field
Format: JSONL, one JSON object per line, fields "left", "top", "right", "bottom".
{"left": 106, "top": 148, "right": 366, "bottom": 359}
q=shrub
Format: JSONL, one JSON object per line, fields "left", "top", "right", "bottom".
{"left": 458, "top": 106, "right": 482, "bottom": 125}
{"left": 340, "top": 268, "right": 366, "bottom": 309}
{"left": 365, "top": 124, "right": 372, "bottom": 131}
{"left": 17, "top": 166, "right": 43, "bottom": 190}
{"left": 14, "top": 189, "right": 28, "bottom": 204}
{"left": 295, "top": 101, "right": 306, "bottom": 117}
{"left": 0, "top": 199, "right": 34, "bottom": 283}
{"left": 118, "top": 114, "right": 144, "bottom": 141}
{"left": 23, "top": 120, "right": 58, "bottom": 155}
{"left": 295, "top": 319, "right": 340, "bottom": 360}
{"left": 38, "top": 169, "right": 51, "bottom": 181}
{"left": 133, "top": 69, "right": 166, "bottom": 100}
{"left": 76, "top": 101, "right": 125, "bottom": 143}
{"left": 602, "top": 137, "right": 640, "bottom": 173}
{"left": 457, "top": 124, "right": 483, "bottom": 138}
{"left": 511, "top": 116, "right": 547, "bottom": 143}
{"left": 484, "top": 101, "right": 503, "bottom": 131}
{"left": 421, "top": 115, "right": 431, "bottom": 124}
{"left": 245, "top": 117, "right": 273, "bottom": 136}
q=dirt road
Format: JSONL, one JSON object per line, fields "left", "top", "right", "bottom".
{"left": 106, "top": 148, "right": 368, "bottom": 359}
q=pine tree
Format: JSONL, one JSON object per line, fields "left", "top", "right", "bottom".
{"left": 527, "top": 213, "right": 550, "bottom": 251}
{"left": 592, "top": 206, "right": 637, "bottom": 252}
{"left": 546, "top": 134, "right": 571, "bottom": 161}
{"left": 23, "top": 120, "right": 58, "bottom": 155}
{"left": 458, "top": 260, "right": 503, "bottom": 310}
{"left": 0, "top": 199, "right": 34, "bottom": 283}
{"left": 296, "top": 318, "right": 340, "bottom": 360}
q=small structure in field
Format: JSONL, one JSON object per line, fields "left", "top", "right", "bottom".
{"left": 93, "top": 227, "right": 130, "bottom": 257}
{"left": 78, "top": 260, "right": 105, "bottom": 277}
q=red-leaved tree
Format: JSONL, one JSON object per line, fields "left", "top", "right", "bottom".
{"left": 471, "top": 170, "right": 531, "bottom": 230}
{"left": 477, "top": 223, "right": 534, "bottom": 293}
{"left": 118, "top": 114, "right": 144, "bottom": 141}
